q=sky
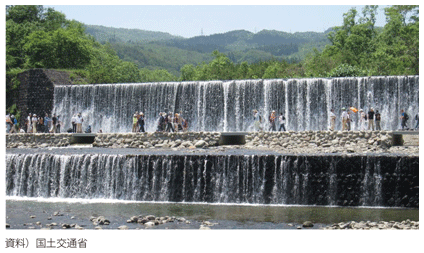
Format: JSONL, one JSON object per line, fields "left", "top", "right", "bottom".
{"left": 45, "top": 4, "right": 391, "bottom": 38}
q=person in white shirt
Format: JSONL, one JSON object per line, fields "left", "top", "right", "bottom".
{"left": 27, "top": 113, "right": 32, "bottom": 133}
{"left": 341, "top": 108, "right": 348, "bottom": 131}
{"left": 278, "top": 113, "right": 286, "bottom": 131}
{"left": 32, "top": 114, "right": 38, "bottom": 133}
{"left": 329, "top": 109, "right": 336, "bottom": 131}
{"left": 71, "top": 114, "right": 77, "bottom": 133}
{"left": 359, "top": 109, "right": 367, "bottom": 131}
{"left": 76, "top": 113, "right": 83, "bottom": 133}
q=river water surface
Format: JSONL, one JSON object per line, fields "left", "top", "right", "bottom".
{"left": 6, "top": 198, "right": 418, "bottom": 230}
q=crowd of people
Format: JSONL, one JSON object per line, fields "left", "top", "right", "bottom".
{"left": 5, "top": 113, "right": 62, "bottom": 134}
{"left": 132, "top": 112, "right": 145, "bottom": 132}
{"left": 131, "top": 111, "right": 189, "bottom": 133}
{"left": 69, "top": 113, "right": 86, "bottom": 133}
{"left": 330, "top": 107, "right": 418, "bottom": 131}
{"left": 5, "top": 112, "right": 91, "bottom": 134}
{"left": 6, "top": 108, "right": 419, "bottom": 134}
{"left": 253, "top": 109, "right": 286, "bottom": 132}
{"left": 252, "top": 107, "right": 418, "bottom": 132}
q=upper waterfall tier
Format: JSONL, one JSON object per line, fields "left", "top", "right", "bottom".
{"left": 53, "top": 76, "right": 419, "bottom": 133}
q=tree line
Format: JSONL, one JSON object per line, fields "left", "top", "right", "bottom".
{"left": 6, "top": 5, "right": 419, "bottom": 85}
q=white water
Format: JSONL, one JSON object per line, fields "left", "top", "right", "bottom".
{"left": 52, "top": 76, "right": 419, "bottom": 133}
{"left": 7, "top": 153, "right": 413, "bottom": 207}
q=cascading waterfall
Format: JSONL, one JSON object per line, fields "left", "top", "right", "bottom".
{"left": 6, "top": 153, "right": 419, "bottom": 207}
{"left": 52, "top": 76, "right": 419, "bottom": 133}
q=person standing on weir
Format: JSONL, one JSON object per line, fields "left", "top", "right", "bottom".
{"left": 27, "top": 113, "right": 32, "bottom": 133}
{"left": 329, "top": 109, "right": 336, "bottom": 131}
{"left": 278, "top": 113, "right": 286, "bottom": 131}
{"left": 368, "top": 108, "right": 375, "bottom": 131}
{"left": 76, "top": 113, "right": 83, "bottom": 133}
{"left": 269, "top": 110, "right": 276, "bottom": 131}
{"left": 165, "top": 112, "right": 174, "bottom": 132}
{"left": 132, "top": 113, "right": 138, "bottom": 132}
{"left": 400, "top": 110, "right": 408, "bottom": 130}
{"left": 359, "top": 109, "right": 366, "bottom": 131}
{"left": 138, "top": 112, "right": 145, "bottom": 132}
{"left": 71, "top": 114, "right": 77, "bottom": 133}
{"left": 32, "top": 114, "right": 38, "bottom": 133}
{"left": 414, "top": 113, "right": 419, "bottom": 130}
{"left": 347, "top": 110, "right": 352, "bottom": 131}
{"left": 375, "top": 110, "right": 381, "bottom": 130}
{"left": 341, "top": 108, "right": 348, "bottom": 131}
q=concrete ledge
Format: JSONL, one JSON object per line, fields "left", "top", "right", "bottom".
{"left": 393, "top": 131, "right": 419, "bottom": 135}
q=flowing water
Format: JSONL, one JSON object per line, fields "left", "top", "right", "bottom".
{"left": 52, "top": 76, "right": 419, "bottom": 133}
{"left": 6, "top": 149, "right": 418, "bottom": 208}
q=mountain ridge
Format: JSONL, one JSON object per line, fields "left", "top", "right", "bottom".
{"left": 83, "top": 24, "right": 332, "bottom": 75}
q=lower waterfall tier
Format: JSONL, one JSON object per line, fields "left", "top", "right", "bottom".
{"left": 6, "top": 153, "right": 418, "bottom": 208}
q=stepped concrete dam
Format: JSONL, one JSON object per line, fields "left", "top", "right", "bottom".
{"left": 6, "top": 72, "right": 419, "bottom": 230}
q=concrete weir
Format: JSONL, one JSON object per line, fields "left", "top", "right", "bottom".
{"left": 5, "top": 150, "right": 419, "bottom": 207}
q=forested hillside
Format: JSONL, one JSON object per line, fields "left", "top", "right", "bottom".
{"left": 84, "top": 25, "right": 331, "bottom": 73}
{"left": 84, "top": 24, "right": 182, "bottom": 43}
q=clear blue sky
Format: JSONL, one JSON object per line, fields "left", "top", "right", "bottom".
{"left": 46, "top": 4, "right": 390, "bottom": 38}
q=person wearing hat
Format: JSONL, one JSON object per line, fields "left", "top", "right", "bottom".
{"left": 132, "top": 113, "right": 138, "bottom": 132}
{"left": 341, "top": 108, "right": 348, "bottom": 131}
{"left": 329, "top": 109, "right": 336, "bottom": 131}
{"left": 32, "top": 114, "right": 38, "bottom": 133}
{"left": 75, "top": 113, "right": 83, "bottom": 133}
{"left": 367, "top": 108, "right": 375, "bottom": 131}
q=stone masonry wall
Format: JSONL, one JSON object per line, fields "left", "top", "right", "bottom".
{"left": 12, "top": 69, "right": 74, "bottom": 128}
{"left": 6, "top": 131, "right": 394, "bottom": 153}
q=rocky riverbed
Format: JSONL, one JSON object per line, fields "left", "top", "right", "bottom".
{"left": 6, "top": 211, "right": 418, "bottom": 230}
{"left": 321, "top": 220, "right": 419, "bottom": 230}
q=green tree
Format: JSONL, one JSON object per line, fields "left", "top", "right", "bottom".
{"left": 208, "top": 50, "right": 234, "bottom": 80}
{"left": 371, "top": 5, "right": 419, "bottom": 75}
{"left": 180, "top": 64, "right": 196, "bottom": 81}
{"left": 6, "top": 5, "right": 44, "bottom": 24}
{"left": 24, "top": 27, "right": 93, "bottom": 69}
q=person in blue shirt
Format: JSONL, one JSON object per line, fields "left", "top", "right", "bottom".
{"left": 400, "top": 110, "right": 408, "bottom": 130}
{"left": 44, "top": 113, "right": 51, "bottom": 133}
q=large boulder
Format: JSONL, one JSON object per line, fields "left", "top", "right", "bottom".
{"left": 194, "top": 140, "right": 207, "bottom": 148}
